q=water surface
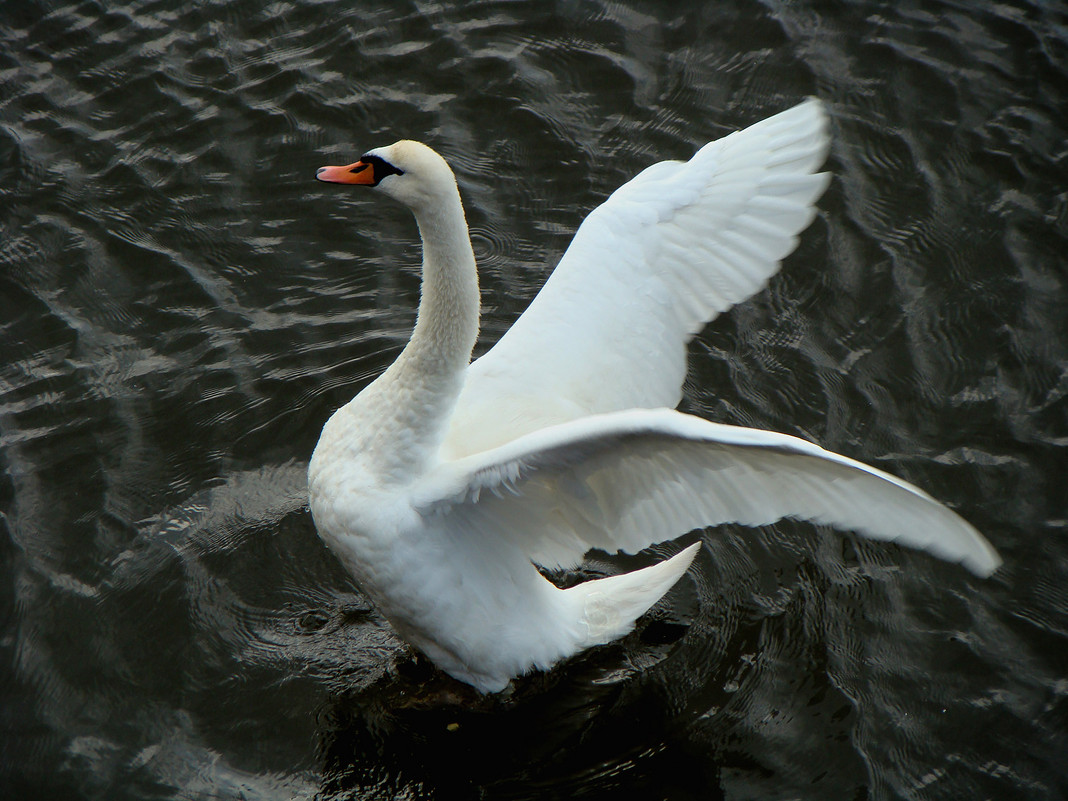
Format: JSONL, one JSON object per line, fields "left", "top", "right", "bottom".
{"left": 1, "top": 1, "right": 1066, "bottom": 799}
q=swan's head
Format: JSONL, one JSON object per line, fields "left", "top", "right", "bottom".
{"left": 316, "top": 140, "right": 457, "bottom": 210}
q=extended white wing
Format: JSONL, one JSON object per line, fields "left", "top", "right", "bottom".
{"left": 422, "top": 409, "right": 1001, "bottom": 577}
{"left": 443, "top": 100, "right": 831, "bottom": 458}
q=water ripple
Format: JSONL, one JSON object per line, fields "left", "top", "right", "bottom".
{"left": 1, "top": 0, "right": 1066, "bottom": 798}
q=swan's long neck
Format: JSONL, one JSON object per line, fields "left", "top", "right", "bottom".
{"left": 405, "top": 195, "right": 480, "bottom": 380}
{"left": 363, "top": 186, "right": 479, "bottom": 474}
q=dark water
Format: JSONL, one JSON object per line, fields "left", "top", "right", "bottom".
{"left": 2, "top": 1, "right": 1066, "bottom": 798}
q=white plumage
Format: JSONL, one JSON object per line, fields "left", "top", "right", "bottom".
{"left": 309, "top": 100, "right": 1000, "bottom": 694}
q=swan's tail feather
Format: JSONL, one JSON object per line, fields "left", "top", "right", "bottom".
{"left": 567, "top": 542, "right": 701, "bottom": 646}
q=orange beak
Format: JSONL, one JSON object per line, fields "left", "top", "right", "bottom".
{"left": 316, "top": 160, "right": 376, "bottom": 185}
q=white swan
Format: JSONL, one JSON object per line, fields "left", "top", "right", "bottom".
{"left": 309, "top": 100, "right": 1000, "bottom": 694}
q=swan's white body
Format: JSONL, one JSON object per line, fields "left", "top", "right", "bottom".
{"left": 308, "top": 100, "right": 1000, "bottom": 693}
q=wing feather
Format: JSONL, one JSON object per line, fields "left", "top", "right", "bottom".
{"left": 443, "top": 100, "right": 832, "bottom": 458}
{"left": 421, "top": 409, "right": 1001, "bottom": 577}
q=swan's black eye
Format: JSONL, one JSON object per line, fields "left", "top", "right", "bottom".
{"left": 359, "top": 154, "right": 404, "bottom": 184}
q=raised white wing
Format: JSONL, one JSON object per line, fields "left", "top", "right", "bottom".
{"left": 422, "top": 409, "right": 1001, "bottom": 577}
{"left": 443, "top": 99, "right": 831, "bottom": 458}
